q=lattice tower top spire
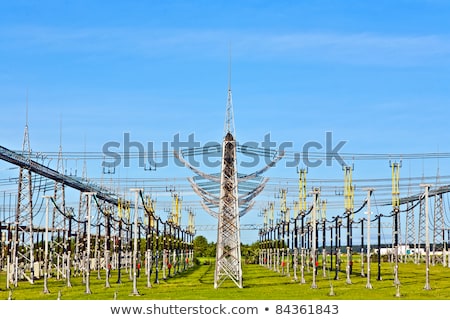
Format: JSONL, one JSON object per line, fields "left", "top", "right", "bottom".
{"left": 224, "top": 49, "right": 235, "bottom": 136}
{"left": 22, "top": 91, "right": 31, "bottom": 156}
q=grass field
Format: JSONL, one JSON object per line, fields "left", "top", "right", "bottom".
{"left": 1, "top": 258, "right": 449, "bottom": 300}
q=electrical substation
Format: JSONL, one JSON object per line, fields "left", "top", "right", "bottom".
{"left": 1, "top": 82, "right": 450, "bottom": 298}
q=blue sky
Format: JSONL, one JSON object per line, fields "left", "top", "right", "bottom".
{"left": 1, "top": 0, "right": 450, "bottom": 243}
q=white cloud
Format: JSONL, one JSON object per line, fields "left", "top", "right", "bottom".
{"left": 237, "top": 32, "right": 450, "bottom": 66}
{"left": 2, "top": 26, "right": 450, "bottom": 66}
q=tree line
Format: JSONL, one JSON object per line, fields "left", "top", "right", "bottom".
{"left": 193, "top": 235, "right": 260, "bottom": 263}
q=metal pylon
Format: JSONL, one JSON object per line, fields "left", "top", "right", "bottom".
{"left": 176, "top": 74, "right": 283, "bottom": 288}
{"left": 214, "top": 85, "right": 242, "bottom": 288}
{"left": 12, "top": 113, "right": 34, "bottom": 285}
{"left": 51, "top": 143, "right": 71, "bottom": 285}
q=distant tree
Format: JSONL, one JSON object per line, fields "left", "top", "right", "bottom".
{"left": 206, "top": 241, "right": 216, "bottom": 257}
{"left": 193, "top": 235, "right": 209, "bottom": 257}
{"left": 242, "top": 241, "right": 260, "bottom": 264}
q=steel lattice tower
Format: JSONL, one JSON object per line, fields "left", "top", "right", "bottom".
{"left": 12, "top": 108, "right": 35, "bottom": 285}
{"left": 51, "top": 138, "right": 71, "bottom": 285}
{"left": 215, "top": 97, "right": 242, "bottom": 288}
{"left": 176, "top": 76, "right": 283, "bottom": 288}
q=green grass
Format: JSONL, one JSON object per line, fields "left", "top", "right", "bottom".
{"left": 1, "top": 259, "right": 450, "bottom": 300}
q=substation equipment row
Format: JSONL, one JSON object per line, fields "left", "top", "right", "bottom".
{"left": 0, "top": 144, "right": 195, "bottom": 295}
{"left": 258, "top": 165, "right": 450, "bottom": 292}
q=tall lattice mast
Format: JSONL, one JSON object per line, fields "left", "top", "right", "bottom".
{"left": 175, "top": 59, "right": 283, "bottom": 288}
{"left": 214, "top": 74, "right": 242, "bottom": 288}
{"left": 224, "top": 57, "right": 235, "bottom": 136}
{"left": 51, "top": 118, "right": 70, "bottom": 285}
{"left": 13, "top": 98, "right": 35, "bottom": 285}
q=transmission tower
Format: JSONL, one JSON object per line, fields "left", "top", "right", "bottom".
{"left": 214, "top": 83, "right": 243, "bottom": 288}
{"left": 12, "top": 105, "right": 35, "bottom": 285}
{"left": 176, "top": 77, "right": 282, "bottom": 288}
{"left": 51, "top": 135, "right": 71, "bottom": 286}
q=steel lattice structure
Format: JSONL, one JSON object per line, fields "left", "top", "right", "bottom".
{"left": 12, "top": 118, "right": 35, "bottom": 285}
{"left": 176, "top": 81, "right": 283, "bottom": 288}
